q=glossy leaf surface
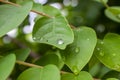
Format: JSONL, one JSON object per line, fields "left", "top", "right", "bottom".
{"left": 95, "top": 33, "right": 120, "bottom": 71}
{"left": 62, "top": 27, "right": 97, "bottom": 74}
{"left": 17, "top": 65, "right": 60, "bottom": 80}
{"left": 33, "top": 15, "right": 74, "bottom": 49}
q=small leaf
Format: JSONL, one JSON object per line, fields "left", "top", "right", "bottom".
{"left": 105, "top": 7, "right": 120, "bottom": 23}
{"left": 62, "top": 27, "right": 97, "bottom": 74}
{"left": 0, "top": 1, "right": 33, "bottom": 37}
{"left": 17, "top": 65, "right": 60, "bottom": 80}
{"left": 0, "top": 54, "right": 16, "bottom": 80}
{"left": 95, "top": 33, "right": 120, "bottom": 71}
{"left": 32, "top": 15, "right": 74, "bottom": 50}
{"left": 61, "top": 71, "right": 93, "bottom": 80}
{"left": 35, "top": 50, "right": 64, "bottom": 69}
{"left": 13, "top": 48, "right": 31, "bottom": 61}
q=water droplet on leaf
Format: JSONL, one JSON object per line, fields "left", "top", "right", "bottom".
{"left": 72, "top": 66, "right": 79, "bottom": 75}
{"left": 100, "top": 52, "right": 104, "bottom": 56}
{"left": 114, "top": 64, "right": 120, "bottom": 70}
{"left": 97, "top": 48, "right": 100, "bottom": 51}
{"left": 87, "top": 38, "right": 90, "bottom": 40}
{"left": 112, "top": 53, "right": 116, "bottom": 56}
{"left": 100, "top": 41, "right": 104, "bottom": 44}
{"left": 117, "top": 14, "right": 120, "bottom": 19}
{"left": 33, "top": 37, "right": 36, "bottom": 40}
{"left": 57, "top": 39, "right": 64, "bottom": 45}
{"left": 75, "top": 47, "right": 80, "bottom": 53}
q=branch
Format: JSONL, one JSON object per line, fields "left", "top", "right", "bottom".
{"left": 16, "top": 60, "right": 68, "bottom": 74}
{"left": 0, "top": 0, "right": 52, "bottom": 18}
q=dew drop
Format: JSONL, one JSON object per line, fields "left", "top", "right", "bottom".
{"left": 99, "top": 52, "right": 104, "bottom": 56}
{"left": 114, "top": 64, "right": 120, "bottom": 69}
{"left": 100, "top": 41, "right": 104, "bottom": 44}
{"left": 57, "top": 39, "right": 64, "bottom": 45}
{"left": 33, "top": 37, "right": 36, "bottom": 40}
{"left": 87, "top": 38, "right": 90, "bottom": 41}
{"left": 72, "top": 66, "right": 79, "bottom": 75}
{"left": 97, "top": 48, "right": 100, "bottom": 51}
{"left": 112, "top": 53, "right": 116, "bottom": 56}
{"left": 117, "top": 14, "right": 120, "bottom": 19}
{"left": 75, "top": 47, "right": 80, "bottom": 53}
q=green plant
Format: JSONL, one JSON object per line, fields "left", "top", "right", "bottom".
{"left": 0, "top": 0, "right": 120, "bottom": 80}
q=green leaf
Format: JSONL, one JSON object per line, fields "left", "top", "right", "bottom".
{"left": 102, "top": 70, "right": 120, "bottom": 79}
{"left": 32, "top": 3, "right": 61, "bottom": 17}
{"left": 0, "top": 54, "right": 16, "bottom": 80}
{"left": 17, "top": 65, "right": 60, "bottom": 80}
{"left": 13, "top": 48, "right": 31, "bottom": 61}
{"left": 32, "top": 15, "right": 74, "bottom": 50}
{"left": 62, "top": 27, "right": 97, "bottom": 74}
{"left": 94, "top": 0, "right": 108, "bottom": 4}
{"left": 95, "top": 33, "right": 120, "bottom": 71}
{"left": 35, "top": 50, "right": 64, "bottom": 69}
{"left": 61, "top": 71, "right": 93, "bottom": 80}
{"left": 105, "top": 7, "right": 120, "bottom": 23}
{"left": 0, "top": 1, "right": 33, "bottom": 37}
{"left": 106, "top": 78, "right": 119, "bottom": 80}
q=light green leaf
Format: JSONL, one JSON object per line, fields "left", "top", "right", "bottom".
{"left": 32, "top": 15, "right": 74, "bottom": 50}
{"left": 105, "top": 7, "right": 120, "bottom": 23}
{"left": 62, "top": 27, "right": 97, "bottom": 74}
{"left": 13, "top": 48, "right": 31, "bottom": 61}
{"left": 94, "top": 0, "right": 108, "bottom": 4}
{"left": 32, "top": 3, "right": 61, "bottom": 17}
{"left": 0, "top": 54, "right": 16, "bottom": 80}
{"left": 17, "top": 65, "right": 60, "bottom": 80}
{"left": 35, "top": 50, "right": 64, "bottom": 69}
{"left": 61, "top": 71, "right": 93, "bottom": 80}
{"left": 0, "top": 1, "right": 33, "bottom": 37}
{"left": 95, "top": 33, "right": 120, "bottom": 71}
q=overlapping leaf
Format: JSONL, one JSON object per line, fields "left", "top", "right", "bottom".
{"left": 17, "top": 65, "right": 60, "bottom": 80}
{"left": 62, "top": 27, "right": 97, "bottom": 74}
{"left": 0, "top": 1, "right": 33, "bottom": 37}
{"left": 95, "top": 33, "right": 120, "bottom": 71}
{"left": 61, "top": 71, "right": 93, "bottom": 80}
{"left": 33, "top": 15, "right": 74, "bottom": 49}
{"left": 105, "top": 7, "right": 120, "bottom": 23}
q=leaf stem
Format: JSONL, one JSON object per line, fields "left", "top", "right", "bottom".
{"left": 0, "top": 0, "right": 53, "bottom": 18}
{"left": 100, "top": 0, "right": 109, "bottom": 8}
{"left": 16, "top": 60, "right": 68, "bottom": 74}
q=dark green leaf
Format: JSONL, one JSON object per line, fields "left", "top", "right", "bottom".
{"left": 35, "top": 50, "right": 64, "bottom": 69}
{"left": 62, "top": 27, "right": 97, "bottom": 74}
{"left": 0, "top": 1, "right": 33, "bottom": 37}
{"left": 0, "top": 54, "right": 16, "bottom": 80}
{"left": 32, "top": 15, "right": 74, "bottom": 50}
{"left": 17, "top": 65, "right": 60, "bottom": 80}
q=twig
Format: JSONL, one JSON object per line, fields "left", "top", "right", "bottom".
{"left": 100, "top": 0, "right": 109, "bottom": 8}
{"left": 0, "top": 0, "right": 52, "bottom": 18}
{"left": 16, "top": 60, "right": 68, "bottom": 74}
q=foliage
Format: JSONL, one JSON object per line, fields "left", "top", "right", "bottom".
{"left": 0, "top": 0, "right": 120, "bottom": 80}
